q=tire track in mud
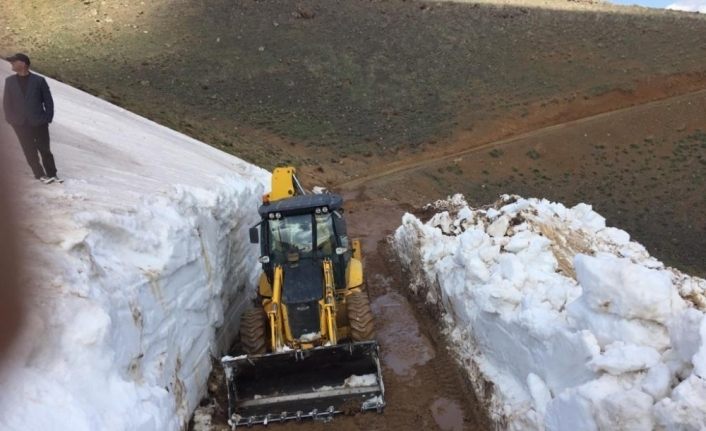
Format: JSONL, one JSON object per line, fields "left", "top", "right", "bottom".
{"left": 195, "top": 197, "right": 491, "bottom": 430}
{"left": 342, "top": 200, "right": 492, "bottom": 431}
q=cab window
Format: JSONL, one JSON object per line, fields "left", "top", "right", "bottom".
{"left": 268, "top": 214, "right": 314, "bottom": 262}
{"left": 315, "top": 213, "right": 336, "bottom": 256}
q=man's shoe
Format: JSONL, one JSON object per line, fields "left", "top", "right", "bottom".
{"left": 50, "top": 176, "right": 64, "bottom": 184}
{"left": 40, "top": 176, "right": 56, "bottom": 184}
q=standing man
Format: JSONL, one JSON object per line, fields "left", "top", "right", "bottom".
{"left": 3, "top": 53, "right": 60, "bottom": 184}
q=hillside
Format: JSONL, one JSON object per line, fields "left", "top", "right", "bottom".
{"left": 0, "top": 0, "right": 704, "bottom": 161}
{"left": 2, "top": 0, "right": 704, "bottom": 275}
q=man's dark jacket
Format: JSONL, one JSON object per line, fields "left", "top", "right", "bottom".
{"left": 3, "top": 73, "right": 54, "bottom": 126}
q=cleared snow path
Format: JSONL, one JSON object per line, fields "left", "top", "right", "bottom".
{"left": 0, "top": 62, "right": 268, "bottom": 430}
{"left": 394, "top": 194, "right": 706, "bottom": 430}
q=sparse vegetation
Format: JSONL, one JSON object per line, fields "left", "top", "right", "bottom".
{"left": 526, "top": 149, "right": 541, "bottom": 160}
{"left": 489, "top": 148, "right": 504, "bottom": 158}
{"left": 3, "top": 0, "right": 706, "bottom": 168}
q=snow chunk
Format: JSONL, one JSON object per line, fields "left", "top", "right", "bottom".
{"left": 574, "top": 254, "right": 685, "bottom": 324}
{"left": 594, "top": 389, "right": 654, "bottom": 430}
{"left": 394, "top": 193, "right": 706, "bottom": 430}
{"left": 299, "top": 332, "right": 322, "bottom": 342}
{"left": 344, "top": 373, "right": 378, "bottom": 387}
{"left": 314, "top": 373, "right": 378, "bottom": 391}
{"left": 693, "top": 317, "right": 706, "bottom": 379}
{"left": 527, "top": 373, "right": 552, "bottom": 417}
{"left": 641, "top": 363, "right": 672, "bottom": 400}
{"left": 669, "top": 308, "right": 704, "bottom": 363}
{"left": 654, "top": 375, "right": 706, "bottom": 430}
{"left": 588, "top": 342, "right": 660, "bottom": 375}
{"left": 487, "top": 215, "right": 510, "bottom": 238}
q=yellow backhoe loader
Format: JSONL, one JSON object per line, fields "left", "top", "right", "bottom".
{"left": 221, "top": 167, "right": 384, "bottom": 427}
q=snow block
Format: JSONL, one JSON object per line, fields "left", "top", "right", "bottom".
{"left": 394, "top": 194, "right": 706, "bottom": 430}
{"left": 0, "top": 63, "right": 268, "bottom": 431}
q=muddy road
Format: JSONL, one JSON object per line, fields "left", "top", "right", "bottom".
{"left": 196, "top": 192, "right": 490, "bottom": 431}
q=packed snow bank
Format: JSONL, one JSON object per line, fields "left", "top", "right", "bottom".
{"left": 0, "top": 62, "right": 268, "bottom": 430}
{"left": 394, "top": 194, "right": 706, "bottom": 430}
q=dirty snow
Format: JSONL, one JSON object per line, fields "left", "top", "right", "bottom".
{"left": 0, "top": 62, "right": 268, "bottom": 430}
{"left": 394, "top": 194, "right": 706, "bottom": 430}
{"left": 299, "top": 331, "right": 322, "bottom": 342}
{"left": 314, "top": 373, "right": 378, "bottom": 391}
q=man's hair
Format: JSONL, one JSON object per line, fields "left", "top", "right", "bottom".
{"left": 6, "top": 53, "right": 30, "bottom": 66}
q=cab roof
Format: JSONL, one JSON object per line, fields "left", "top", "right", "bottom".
{"left": 258, "top": 193, "right": 344, "bottom": 218}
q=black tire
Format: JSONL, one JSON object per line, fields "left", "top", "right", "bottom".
{"left": 240, "top": 308, "right": 267, "bottom": 355}
{"left": 347, "top": 291, "right": 376, "bottom": 341}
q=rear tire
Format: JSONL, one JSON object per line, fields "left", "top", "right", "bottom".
{"left": 347, "top": 291, "right": 376, "bottom": 341}
{"left": 241, "top": 308, "right": 267, "bottom": 355}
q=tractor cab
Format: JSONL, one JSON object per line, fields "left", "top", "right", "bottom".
{"left": 251, "top": 193, "right": 350, "bottom": 291}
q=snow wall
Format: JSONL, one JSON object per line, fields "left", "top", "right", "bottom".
{"left": 394, "top": 194, "right": 706, "bottom": 430}
{"left": 0, "top": 63, "right": 269, "bottom": 430}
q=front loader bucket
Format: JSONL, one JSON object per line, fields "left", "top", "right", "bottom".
{"left": 221, "top": 341, "right": 384, "bottom": 427}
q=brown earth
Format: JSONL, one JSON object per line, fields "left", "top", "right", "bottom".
{"left": 324, "top": 87, "right": 706, "bottom": 276}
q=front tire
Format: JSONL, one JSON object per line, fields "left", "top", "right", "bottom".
{"left": 240, "top": 308, "right": 267, "bottom": 355}
{"left": 347, "top": 291, "right": 376, "bottom": 341}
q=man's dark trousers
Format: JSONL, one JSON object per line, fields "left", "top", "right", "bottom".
{"left": 11, "top": 124, "right": 56, "bottom": 179}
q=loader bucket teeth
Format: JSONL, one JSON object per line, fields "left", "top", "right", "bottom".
{"left": 222, "top": 341, "right": 384, "bottom": 427}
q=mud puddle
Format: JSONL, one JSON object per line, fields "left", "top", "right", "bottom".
{"left": 371, "top": 284, "right": 436, "bottom": 378}
{"left": 430, "top": 398, "right": 465, "bottom": 431}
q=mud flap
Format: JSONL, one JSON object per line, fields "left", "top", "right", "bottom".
{"left": 221, "top": 341, "right": 385, "bottom": 427}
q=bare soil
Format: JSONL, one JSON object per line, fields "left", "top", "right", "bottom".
{"left": 332, "top": 89, "right": 706, "bottom": 275}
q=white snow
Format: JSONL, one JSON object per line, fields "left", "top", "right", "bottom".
{"left": 314, "top": 373, "right": 378, "bottom": 391}
{"left": 0, "top": 62, "right": 268, "bottom": 430}
{"left": 344, "top": 373, "right": 378, "bottom": 387}
{"left": 394, "top": 193, "right": 706, "bottom": 430}
{"left": 666, "top": 0, "right": 706, "bottom": 13}
{"left": 299, "top": 331, "right": 322, "bottom": 342}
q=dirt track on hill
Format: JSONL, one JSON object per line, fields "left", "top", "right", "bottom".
{"left": 338, "top": 86, "right": 706, "bottom": 191}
